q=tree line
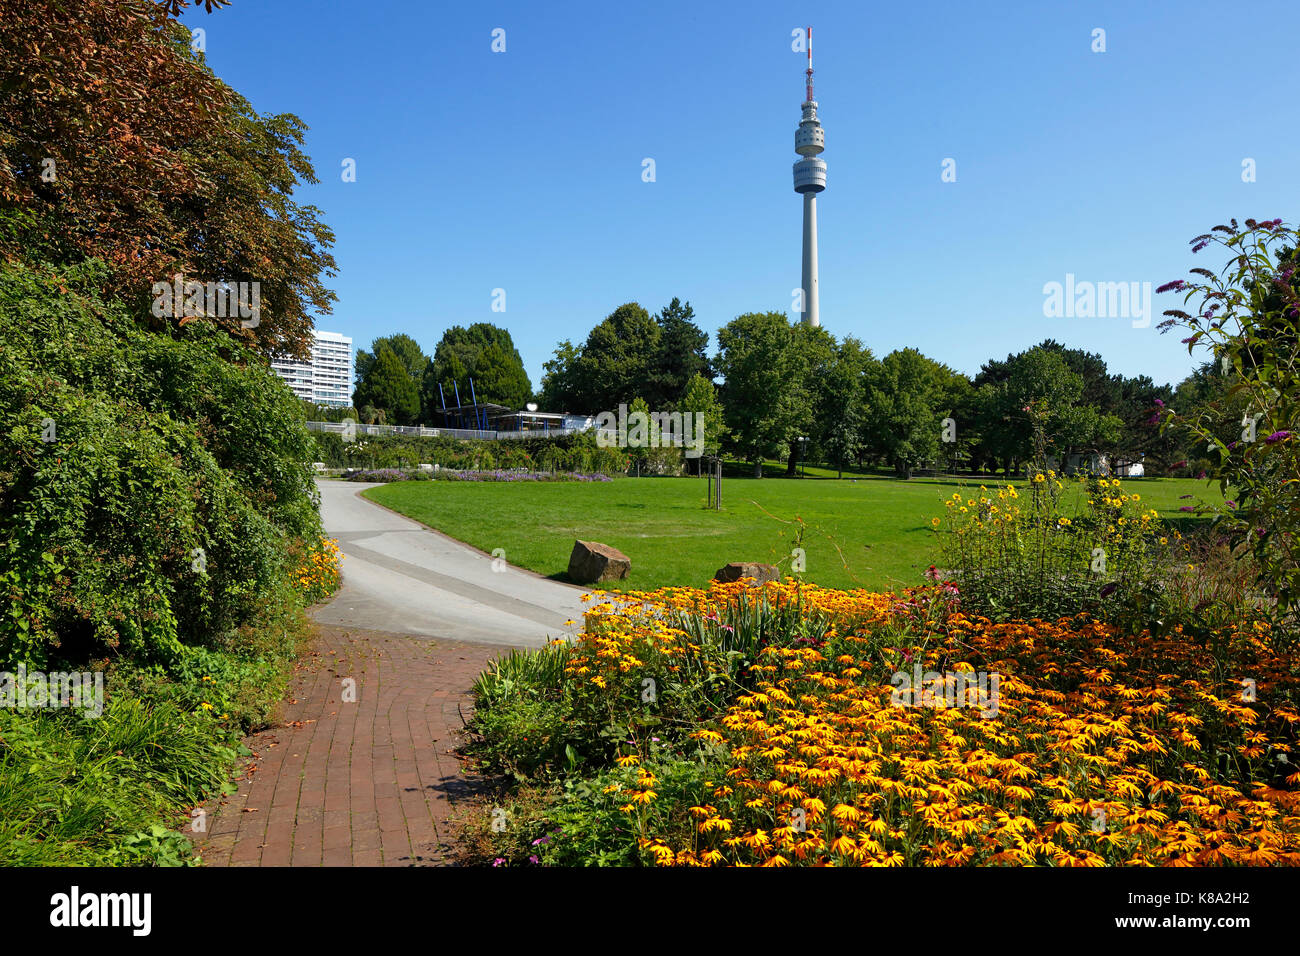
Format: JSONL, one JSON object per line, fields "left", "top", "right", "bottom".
{"left": 356, "top": 298, "right": 1229, "bottom": 478}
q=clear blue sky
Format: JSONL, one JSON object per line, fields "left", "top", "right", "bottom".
{"left": 184, "top": 0, "right": 1299, "bottom": 393}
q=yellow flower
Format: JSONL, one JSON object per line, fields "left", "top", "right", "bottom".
{"left": 831, "top": 804, "right": 861, "bottom": 824}
{"left": 931, "top": 518, "right": 941, "bottom": 526}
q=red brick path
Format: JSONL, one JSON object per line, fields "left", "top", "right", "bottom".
{"left": 194, "top": 626, "right": 498, "bottom": 866}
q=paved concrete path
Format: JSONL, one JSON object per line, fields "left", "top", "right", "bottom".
{"left": 194, "top": 479, "right": 591, "bottom": 866}
{"left": 312, "top": 479, "right": 589, "bottom": 646}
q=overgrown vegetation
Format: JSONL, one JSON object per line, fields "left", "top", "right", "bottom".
{"left": 0, "top": 261, "right": 343, "bottom": 864}
{"left": 0, "top": 0, "right": 342, "bottom": 866}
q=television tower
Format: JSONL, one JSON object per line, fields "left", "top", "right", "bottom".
{"left": 793, "top": 26, "right": 826, "bottom": 328}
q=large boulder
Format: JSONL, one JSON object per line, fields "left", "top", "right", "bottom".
{"left": 713, "top": 562, "right": 779, "bottom": 586}
{"left": 568, "top": 540, "right": 631, "bottom": 583}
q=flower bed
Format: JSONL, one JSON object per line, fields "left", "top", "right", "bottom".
{"left": 464, "top": 581, "right": 1300, "bottom": 867}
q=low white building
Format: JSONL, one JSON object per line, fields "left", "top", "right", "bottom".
{"left": 1044, "top": 453, "right": 1144, "bottom": 477}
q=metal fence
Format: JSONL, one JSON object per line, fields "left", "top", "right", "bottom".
{"left": 304, "top": 420, "right": 586, "bottom": 441}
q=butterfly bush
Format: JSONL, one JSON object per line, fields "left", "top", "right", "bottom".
{"left": 1157, "top": 218, "right": 1300, "bottom": 628}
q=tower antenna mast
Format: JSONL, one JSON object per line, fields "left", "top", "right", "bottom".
{"left": 805, "top": 27, "right": 814, "bottom": 102}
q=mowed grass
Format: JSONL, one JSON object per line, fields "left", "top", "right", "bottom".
{"left": 364, "top": 474, "right": 1225, "bottom": 593}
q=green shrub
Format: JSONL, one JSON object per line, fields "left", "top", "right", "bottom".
{"left": 312, "top": 428, "right": 628, "bottom": 476}
{"left": 0, "top": 260, "right": 321, "bottom": 667}
{"left": 465, "top": 695, "right": 579, "bottom": 781}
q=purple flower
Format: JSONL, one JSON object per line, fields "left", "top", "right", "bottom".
{"left": 1191, "top": 239, "right": 1210, "bottom": 253}
{"left": 1265, "top": 430, "right": 1292, "bottom": 443}
{"left": 1154, "top": 398, "right": 1165, "bottom": 407}
{"left": 1156, "top": 280, "right": 1187, "bottom": 294}
{"left": 1099, "top": 582, "right": 1119, "bottom": 598}
{"left": 529, "top": 855, "right": 540, "bottom": 864}
{"left": 493, "top": 858, "right": 506, "bottom": 867}
{"left": 1179, "top": 506, "right": 1195, "bottom": 512}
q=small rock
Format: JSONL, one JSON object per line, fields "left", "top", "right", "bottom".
{"left": 713, "top": 562, "right": 780, "bottom": 585}
{"left": 568, "top": 540, "right": 631, "bottom": 583}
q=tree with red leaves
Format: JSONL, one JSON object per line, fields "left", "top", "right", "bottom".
{"left": 0, "top": 0, "right": 335, "bottom": 359}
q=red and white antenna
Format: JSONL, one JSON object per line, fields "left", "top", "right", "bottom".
{"left": 805, "top": 27, "right": 814, "bottom": 102}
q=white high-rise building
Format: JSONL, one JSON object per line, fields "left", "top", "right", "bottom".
{"left": 793, "top": 26, "right": 827, "bottom": 328}
{"left": 271, "top": 330, "right": 353, "bottom": 408}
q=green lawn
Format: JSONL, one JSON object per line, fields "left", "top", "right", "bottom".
{"left": 363, "top": 473, "right": 1225, "bottom": 593}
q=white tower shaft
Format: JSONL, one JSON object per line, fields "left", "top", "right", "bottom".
{"left": 802, "top": 193, "right": 819, "bottom": 328}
